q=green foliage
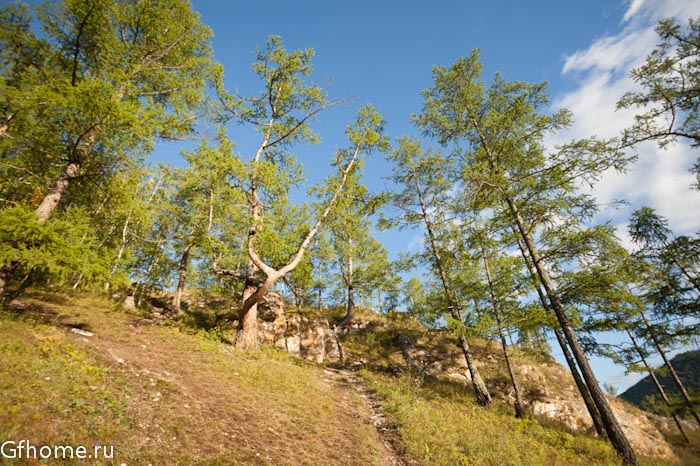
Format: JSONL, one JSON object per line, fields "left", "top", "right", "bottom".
{"left": 629, "top": 207, "right": 699, "bottom": 331}
{"left": 0, "top": 0, "right": 217, "bottom": 207}
{"left": 618, "top": 17, "right": 700, "bottom": 187}
{"left": 0, "top": 206, "right": 118, "bottom": 296}
{"left": 0, "top": 0, "right": 219, "bottom": 297}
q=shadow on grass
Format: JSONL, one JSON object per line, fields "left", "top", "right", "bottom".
{"left": 2, "top": 297, "right": 95, "bottom": 334}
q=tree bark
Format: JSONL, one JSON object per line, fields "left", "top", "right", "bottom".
{"left": 513, "top": 232, "right": 607, "bottom": 437}
{"left": 236, "top": 256, "right": 263, "bottom": 350}
{"left": 458, "top": 334, "right": 492, "bottom": 407}
{"left": 172, "top": 243, "right": 194, "bottom": 315}
{"left": 626, "top": 329, "right": 690, "bottom": 443}
{"left": 341, "top": 240, "right": 355, "bottom": 327}
{"left": 481, "top": 251, "right": 526, "bottom": 418}
{"left": 506, "top": 195, "right": 638, "bottom": 466}
{"left": 35, "top": 161, "right": 81, "bottom": 223}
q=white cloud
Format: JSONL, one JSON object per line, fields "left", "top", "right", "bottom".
{"left": 553, "top": 0, "right": 700, "bottom": 241}
{"left": 562, "top": 28, "right": 656, "bottom": 76}
{"left": 623, "top": 0, "right": 646, "bottom": 22}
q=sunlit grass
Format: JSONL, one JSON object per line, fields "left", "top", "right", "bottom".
{"left": 360, "top": 370, "right": 671, "bottom": 466}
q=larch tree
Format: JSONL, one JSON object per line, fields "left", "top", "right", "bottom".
{"left": 218, "top": 36, "right": 388, "bottom": 350}
{"left": 384, "top": 137, "right": 492, "bottom": 408}
{"left": 0, "top": 0, "right": 218, "bottom": 295}
{"left": 416, "top": 51, "right": 639, "bottom": 465}
{"left": 617, "top": 17, "right": 700, "bottom": 187}
{"left": 477, "top": 236, "right": 527, "bottom": 418}
{"left": 326, "top": 167, "right": 391, "bottom": 325}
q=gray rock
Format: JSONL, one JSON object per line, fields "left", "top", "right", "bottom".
{"left": 258, "top": 291, "right": 286, "bottom": 322}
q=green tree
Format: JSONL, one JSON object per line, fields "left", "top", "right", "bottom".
{"left": 629, "top": 206, "right": 700, "bottom": 316}
{"left": 416, "top": 50, "right": 639, "bottom": 464}
{"left": 219, "top": 36, "right": 387, "bottom": 349}
{"left": 384, "top": 137, "right": 492, "bottom": 408}
{"left": 325, "top": 166, "right": 392, "bottom": 324}
{"left": 0, "top": 0, "right": 218, "bottom": 294}
{"left": 510, "top": 228, "right": 608, "bottom": 438}
{"left": 168, "top": 130, "right": 245, "bottom": 314}
{"left": 617, "top": 17, "right": 700, "bottom": 187}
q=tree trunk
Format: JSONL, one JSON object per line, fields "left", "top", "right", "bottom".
{"left": 639, "top": 311, "right": 700, "bottom": 428}
{"left": 506, "top": 196, "right": 638, "bottom": 466}
{"left": 626, "top": 329, "right": 690, "bottom": 443}
{"left": 35, "top": 161, "right": 81, "bottom": 223}
{"left": 341, "top": 250, "right": 355, "bottom": 327}
{"left": 458, "top": 335, "right": 492, "bottom": 408}
{"left": 236, "top": 257, "right": 262, "bottom": 350}
{"left": 513, "top": 232, "right": 607, "bottom": 437}
{"left": 412, "top": 173, "right": 491, "bottom": 407}
{"left": 172, "top": 243, "right": 194, "bottom": 315}
{"left": 553, "top": 328, "right": 607, "bottom": 437}
{"left": 481, "top": 251, "right": 525, "bottom": 418}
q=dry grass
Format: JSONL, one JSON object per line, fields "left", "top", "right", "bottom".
{"left": 0, "top": 292, "right": 691, "bottom": 465}
{"left": 0, "top": 291, "right": 388, "bottom": 465}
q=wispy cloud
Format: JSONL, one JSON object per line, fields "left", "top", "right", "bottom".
{"left": 552, "top": 0, "right": 700, "bottom": 240}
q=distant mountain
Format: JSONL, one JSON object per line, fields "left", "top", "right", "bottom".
{"left": 620, "top": 349, "right": 700, "bottom": 412}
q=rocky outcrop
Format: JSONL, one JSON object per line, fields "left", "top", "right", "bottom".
{"left": 256, "top": 292, "right": 342, "bottom": 364}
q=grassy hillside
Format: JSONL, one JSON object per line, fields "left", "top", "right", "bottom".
{"left": 0, "top": 290, "right": 695, "bottom": 465}
{"left": 0, "top": 291, "right": 388, "bottom": 465}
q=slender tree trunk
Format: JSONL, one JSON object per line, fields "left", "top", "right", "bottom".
{"left": 553, "top": 328, "right": 607, "bottom": 437}
{"left": 458, "top": 335, "right": 492, "bottom": 407}
{"left": 505, "top": 196, "right": 638, "bottom": 466}
{"left": 481, "top": 251, "right": 525, "bottom": 418}
{"left": 172, "top": 243, "right": 194, "bottom": 315}
{"left": 513, "top": 231, "right": 607, "bottom": 437}
{"left": 626, "top": 329, "right": 690, "bottom": 443}
{"left": 638, "top": 311, "right": 700, "bottom": 428}
{"left": 341, "top": 243, "right": 355, "bottom": 327}
{"left": 294, "top": 287, "right": 303, "bottom": 309}
{"left": 413, "top": 173, "right": 491, "bottom": 407}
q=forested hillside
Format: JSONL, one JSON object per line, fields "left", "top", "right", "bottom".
{"left": 621, "top": 351, "right": 700, "bottom": 416}
{"left": 1, "top": 1, "right": 699, "bottom": 465}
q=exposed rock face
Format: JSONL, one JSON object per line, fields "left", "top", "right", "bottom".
{"left": 256, "top": 292, "right": 342, "bottom": 364}
{"left": 258, "top": 292, "right": 285, "bottom": 322}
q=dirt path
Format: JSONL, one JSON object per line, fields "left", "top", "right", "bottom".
{"left": 320, "top": 366, "right": 409, "bottom": 466}
{"left": 57, "top": 305, "right": 408, "bottom": 466}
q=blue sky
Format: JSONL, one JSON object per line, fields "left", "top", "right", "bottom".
{"left": 158, "top": 0, "right": 700, "bottom": 391}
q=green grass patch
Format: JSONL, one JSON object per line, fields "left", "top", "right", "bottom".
{"left": 360, "top": 370, "right": 670, "bottom": 466}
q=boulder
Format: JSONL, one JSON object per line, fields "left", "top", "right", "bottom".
{"left": 255, "top": 293, "right": 341, "bottom": 364}
{"left": 258, "top": 291, "right": 286, "bottom": 322}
